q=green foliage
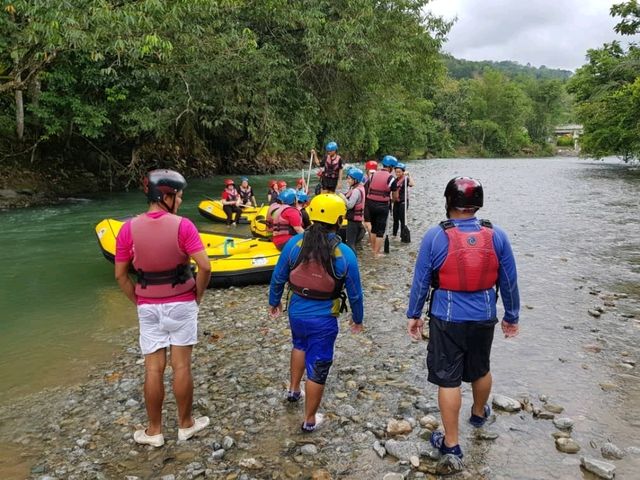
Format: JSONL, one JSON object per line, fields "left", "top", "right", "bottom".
{"left": 611, "top": 0, "right": 640, "bottom": 35}
{"left": 444, "top": 56, "right": 572, "bottom": 81}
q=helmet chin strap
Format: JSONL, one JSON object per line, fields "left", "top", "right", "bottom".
{"left": 161, "top": 195, "right": 176, "bottom": 214}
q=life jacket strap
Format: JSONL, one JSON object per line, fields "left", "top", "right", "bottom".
{"left": 136, "top": 264, "right": 194, "bottom": 289}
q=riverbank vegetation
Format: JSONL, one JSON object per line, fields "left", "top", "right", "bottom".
{"left": 0, "top": 0, "right": 581, "bottom": 196}
{"left": 568, "top": 1, "right": 640, "bottom": 162}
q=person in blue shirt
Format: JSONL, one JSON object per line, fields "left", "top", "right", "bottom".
{"left": 269, "top": 193, "right": 364, "bottom": 433}
{"left": 406, "top": 177, "right": 520, "bottom": 461}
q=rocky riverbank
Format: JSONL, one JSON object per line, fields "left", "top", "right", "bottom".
{"left": 1, "top": 246, "right": 639, "bottom": 480}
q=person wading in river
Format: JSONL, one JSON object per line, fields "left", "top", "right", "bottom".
{"left": 406, "top": 177, "right": 520, "bottom": 461}
{"left": 114, "top": 169, "right": 212, "bottom": 447}
{"left": 269, "top": 194, "right": 364, "bottom": 432}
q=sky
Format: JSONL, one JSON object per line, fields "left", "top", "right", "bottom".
{"left": 427, "top": 0, "right": 639, "bottom": 71}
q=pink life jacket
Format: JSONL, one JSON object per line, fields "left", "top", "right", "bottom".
{"left": 366, "top": 170, "right": 392, "bottom": 202}
{"left": 266, "top": 202, "right": 281, "bottom": 232}
{"left": 272, "top": 205, "right": 299, "bottom": 241}
{"left": 346, "top": 183, "right": 366, "bottom": 222}
{"left": 322, "top": 154, "right": 342, "bottom": 179}
{"left": 437, "top": 221, "right": 499, "bottom": 292}
{"left": 131, "top": 213, "right": 196, "bottom": 298}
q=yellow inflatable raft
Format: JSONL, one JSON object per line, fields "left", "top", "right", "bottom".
{"left": 197, "top": 199, "right": 259, "bottom": 224}
{"left": 250, "top": 204, "right": 350, "bottom": 239}
{"left": 95, "top": 218, "right": 280, "bottom": 288}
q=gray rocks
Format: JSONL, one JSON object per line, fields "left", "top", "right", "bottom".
{"left": 301, "top": 444, "right": 319, "bottom": 456}
{"left": 222, "top": 436, "right": 235, "bottom": 449}
{"left": 543, "top": 403, "right": 564, "bottom": 414}
{"left": 382, "top": 474, "right": 404, "bottom": 480}
{"left": 474, "top": 430, "right": 499, "bottom": 441}
{"left": 601, "top": 442, "right": 625, "bottom": 460}
{"left": 553, "top": 417, "right": 574, "bottom": 430}
{"left": 580, "top": 457, "right": 616, "bottom": 479}
{"left": 418, "top": 415, "right": 439, "bottom": 430}
{"left": 555, "top": 437, "right": 581, "bottom": 454}
{"left": 210, "top": 449, "right": 225, "bottom": 460}
{"left": 492, "top": 394, "right": 522, "bottom": 412}
{"left": 373, "top": 440, "right": 386, "bottom": 458}
{"left": 436, "top": 455, "right": 464, "bottom": 475}
{"left": 384, "top": 439, "right": 421, "bottom": 461}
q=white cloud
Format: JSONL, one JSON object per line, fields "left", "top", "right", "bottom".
{"left": 427, "top": 0, "right": 640, "bottom": 70}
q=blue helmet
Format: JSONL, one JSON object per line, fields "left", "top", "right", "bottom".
{"left": 278, "top": 188, "right": 298, "bottom": 205}
{"left": 325, "top": 141, "right": 338, "bottom": 152}
{"left": 296, "top": 191, "right": 309, "bottom": 203}
{"left": 382, "top": 155, "right": 398, "bottom": 168}
{"left": 240, "top": 176, "right": 249, "bottom": 183}
{"left": 347, "top": 167, "right": 365, "bottom": 183}
{"left": 395, "top": 162, "right": 406, "bottom": 171}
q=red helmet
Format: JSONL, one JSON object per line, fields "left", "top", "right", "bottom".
{"left": 277, "top": 180, "right": 287, "bottom": 189}
{"left": 365, "top": 160, "right": 378, "bottom": 172}
{"left": 445, "top": 177, "right": 483, "bottom": 210}
{"left": 296, "top": 178, "right": 305, "bottom": 186}
{"left": 224, "top": 178, "right": 234, "bottom": 186}
{"left": 268, "top": 180, "right": 276, "bottom": 188}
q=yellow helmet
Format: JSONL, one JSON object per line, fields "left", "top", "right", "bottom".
{"left": 307, "top": 193, "right": 346, "bottom": 225}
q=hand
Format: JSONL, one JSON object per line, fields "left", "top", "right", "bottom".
{"left": 407, "top": 318, "right": 424, "bottom": 341}
{"left": 501, "top": 320, "right": 519, "bottom": 338}
{"left": 269, "top": 303, "right": 282, "bottom": 318}
{"left": 349, "top": 320, "right": 364, "bottom": 334}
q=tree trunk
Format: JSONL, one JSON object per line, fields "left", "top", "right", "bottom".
{"left": 15, "top": 74, "right": 24, "bottom": 141}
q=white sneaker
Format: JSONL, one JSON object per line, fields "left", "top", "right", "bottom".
{"left": 178, "top": 416, "right": 210, "bottom": 441}
{"left": 133, "top": 429, "right": 165, "bottom": 447}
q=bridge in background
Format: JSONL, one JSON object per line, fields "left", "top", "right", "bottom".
{"left": 554, "top": 124, "right": 584, "bottom": 150}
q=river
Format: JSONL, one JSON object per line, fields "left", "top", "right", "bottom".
{"left": 0, "top": 157, "right": 639, "bottom": 479}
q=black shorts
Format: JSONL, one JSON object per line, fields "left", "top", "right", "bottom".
{"left": 426, "top": 316, "right": 498, "bottom": 388}
{"left": 363, "top": 202, "right": 371, "bottom": 222}
{"left": 321, "top": 176, "right": 338, "bottom": 192}
{"left": 368, "top": 200, "right": 390, "bottom": 236}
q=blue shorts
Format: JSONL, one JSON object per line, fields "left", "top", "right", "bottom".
{"left": 289, "top": 316, "right": 339, "bottom": 384}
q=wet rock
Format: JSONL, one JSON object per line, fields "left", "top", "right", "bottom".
{"left": 413, "top": 400, "right": 439, "bottom": 414}
{"left": 492, "top": 394, "right": 522, "bottom": 412}
{"left": 580, "top": 457, "right": 616, "bottom": 479}
{"left": 599, "top": 383, "right": 617, "bottom": 392}
{"left": 553, "top": 417, "right": 574, "bottom": 430}
{"left": 583, "top": 344, "right": 603, "bottom": 353}
{"left": 311, "top": 470, "right": 332, "bottom": 480}
{"left": 418, "top": 415, "right": 439, "bottom": 430}
{"left": 601, "top": 442, "right": 625, "bottom": 460}
{"left": 387, "top": 419, "right": 412, "bottom": 436}
{"left": 384, "top": 439, "right": 420, "bottom": 461}
{"left": 410, "top": 455, "right": 420, "bottom": 467}
{"left": 555, "top": 437, "right": 581, "bottom": 454}
{"left": 588, "top": 310, "right": 602, "bottom": 318}
{"left": 436, "top": 455, "right": 464, "bottom": 475}
{"left": 382, "top": 474, "right": 404, "bottom": 480}
{"left": 474, "top": 430, "right": 499, "bottom": 441}
{"left": 301, "top": 444, "right": 318, "bottom": 456}
{"left": 222, "top": 436, "right": 235, "bottom": 449}
{"left": 626, "top": 446, "right": 640, "bottom": 455}
{"left": 160, "top": 476, "right": 176, "bottom": 480}
{"left": 552, "top": 431, "right": 571, "bottom": 439}
{"left": 210, "top": 449, "right": 225, "bottom": 460}
{"left": 373, "top": 441, "right": 386, "bottom": 458}
{"left": 544, "top": 403, "right": 564, "bottom": 414}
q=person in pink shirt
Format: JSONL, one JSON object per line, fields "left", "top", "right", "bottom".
{"left": 271, "top": 188, "right": 304, "bottom": 250}
{"left": 115, "top": 169, "right": 211, "bottom": 447}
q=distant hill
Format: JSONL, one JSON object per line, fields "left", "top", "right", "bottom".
{"left": 444, "top": 56, "right": 573, "bottom": 81}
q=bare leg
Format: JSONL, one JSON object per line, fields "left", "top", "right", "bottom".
{"left": 369, "top": 233, "right": 378, "bottom": 254}
{"left": 438, "top": 386, "right": 462, "bottom": 447}
{"left": 289, "top": 348, "right": 305, "bottom": 392}
{"left": 304, "top": 380, "right": 325, "bottom": 424}
{"left": 471, "top": 372, "right": 492, "bottom": 417}
{"left": 144, "top": 348, "right": 167, "bottom": 435}
{"left": 170, "top": 345, "right": 194, "bottom": 429}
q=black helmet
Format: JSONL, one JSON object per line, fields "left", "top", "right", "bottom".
{"left": 144, "top": 169, "right": 187, "bottom": 202}
{"left": 444, "top": 177, "right": 483, "bottom": 210}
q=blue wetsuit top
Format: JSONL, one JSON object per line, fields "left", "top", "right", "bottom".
{"left": 269, "top": 233, "right": 364, "bottom": 324}
{"left": 406, "top": 217, "right": 520, "bottom": 324}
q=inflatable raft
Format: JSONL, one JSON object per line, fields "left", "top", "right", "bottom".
{"left": 197, "top": 199, "right": 259, "bottom": 224}
{"left": 95, "top": 218, "right": 280, "bottom": 288}
{"left": 250, "top": 205, "right": 353, "bottom": 240}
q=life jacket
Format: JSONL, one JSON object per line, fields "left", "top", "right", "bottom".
{"left": 433, "top": 220, "right": 499, "bottom": 292}
{"left": 322, "top": 154, "right": 342, "bottom": 179}
{"left": 238, "top": 186, "right": 252, "bottom": 204}
{"left": 346, "top": 183, "right": 366, "bottom": 222}
{"left": 396, "top": 176, "right": 409, "bottom": 203}
{"left": 223, "top": 188, "right": 238, "bottom": 202}
{"left": 366, "top": 170, "right": 392, "bottom": 202}
{"left": 265, "top": 202, "right": 281, "bottom": 232}
{"left": 272, "top": 205, "right": 298, "bottom": 239}
{"left": 289, "top": 235, "right": 346, "bottom": 301}
{"left": 130, "top": 213, "right": 196, "bottom": 298}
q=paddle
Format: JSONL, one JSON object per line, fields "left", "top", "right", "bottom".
{"left": 401, "top": 175, "right": 411, "bottom": 243}
{"left": 384, "top": 203, "right": 391, "bottom": 254}
{"left": 305, "top": 150, "right": 314, "bottom": 194}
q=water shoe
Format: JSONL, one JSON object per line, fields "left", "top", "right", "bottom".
{"left": 430, "top": 430, "right": 463, "bottom": 459}
{"left": 469, "top": 404, "right": 492, "bottom": 428}
{"left": 133, "top": 429, "right": 165, "bottom": 447}
{"left": 178, "top": 416, "right": 210, "bottom": 441}
{"left": 301, "top": 413, "right": 324, "bottom": 433}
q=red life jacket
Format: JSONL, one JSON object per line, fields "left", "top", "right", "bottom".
{"left": 131, "top": 213, "right": 196, "bottom": 298}
{"left": 223, "top": 188, "right": 238, "bottom": 202}
{"left": 366, "top": 170, "right": 392, "bottom": 202}
{"left": 272, "top": 205, "right": 299, "bottom": 240}
{"left": 289, "top": 236, "right": 346, "bottom": 301}
{"left": 322, "top": 154, "right": 342, "bottom": 179}
{"left": 346, "top": 183, "right": 366, "bottom": 222}
{"left": 436, "top": 220, "right": 499, "bottom": 292}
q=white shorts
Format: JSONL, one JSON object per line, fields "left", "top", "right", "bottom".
{"left": 137, "top": 301, "right": 199, "bottom": 355}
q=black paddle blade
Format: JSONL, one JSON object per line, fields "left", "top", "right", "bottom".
{"left": 384, "top": 234, "right": 390, "bottom": 253}
{"left": 401, "top": 225, "right": 411, "bottom": 243}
